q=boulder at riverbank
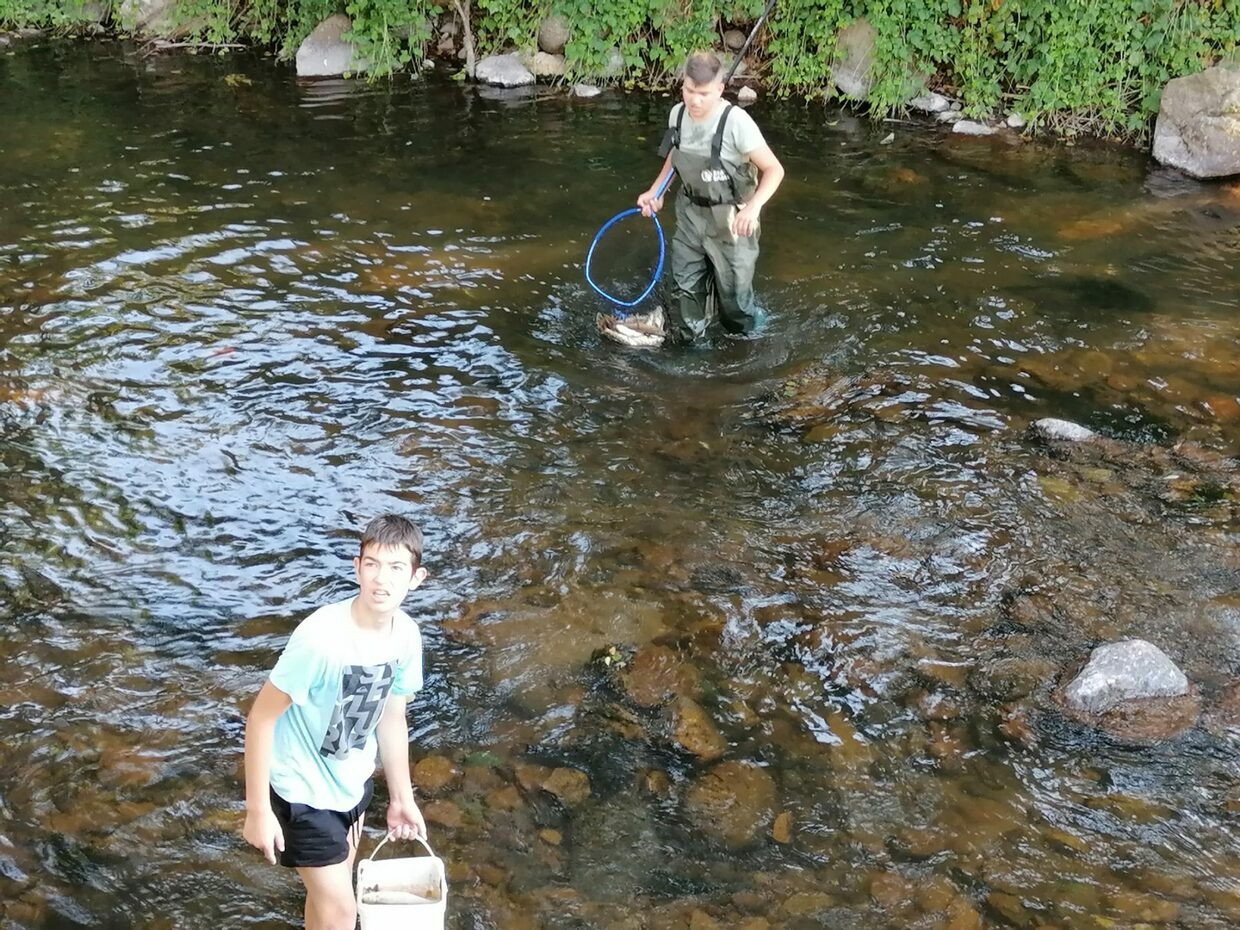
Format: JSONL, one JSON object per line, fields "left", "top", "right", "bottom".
{"left": 1153, "top": 63, "right": 1240, "bottom": 179}
{"left": 295, "top": 15, "right": 367, "bottom": 77}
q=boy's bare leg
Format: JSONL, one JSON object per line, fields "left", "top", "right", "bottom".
{"left": 297, "top": 818, "right": 363, "bottom": 930}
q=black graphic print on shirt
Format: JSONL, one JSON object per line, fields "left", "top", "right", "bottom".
{"left": 319, "top": 663, "right": 395, "bottom": 760}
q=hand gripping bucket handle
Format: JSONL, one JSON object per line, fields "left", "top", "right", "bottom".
{"left": 356, "top": 831, "right": 447, "bottom": 930}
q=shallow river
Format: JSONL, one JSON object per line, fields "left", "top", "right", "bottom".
{"left": 1, "top": 37, "right": 1238, "bottom": 930}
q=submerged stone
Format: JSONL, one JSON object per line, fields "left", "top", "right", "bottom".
{"left": 668, "top": 695, "right": 728, "bottom": 761}
{"left": 683, "top": 760, "right": 776, "bottom": 849}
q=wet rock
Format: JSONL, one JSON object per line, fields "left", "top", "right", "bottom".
{"left": 1006, "top": 112, "right": 1027, "bottom": 129}
{"left": 777, "top": 892, "right": 838, "bottom": 918}
{"left": 683, "top": 760, "right": 777, "bottom": 849}
{"left": 620, "top": 644, "right": 698, "bottom": 707}
{"left": 475, "top": 861, "right": 506, "bottom": 886}
{"left": 927, "top": 721, "right": 966, "bottom": 769}
{"left": 514, "top": 761, "right": 553, "bottom": 792}
{"left": 937, "top": 896, "right": 983, "bottom": 930}
{"left": 640, "top": 768, "right": 673, "bottom": 797}
{"left": 486, "top": 784, "right": 523, "bottom": 812}
{"left": 1043, "top": 826, "right": 1089, "bottom": 855}
{"left": 476, "top": 53, "right": 535, "bottom": 87}
{"left": 916, "top": 690, "right": 962, "bottom": 721}
{"left": 1105, "top": 889, "right": 1180, "bottom": 923}
{"left": 869, "top": 870, "right": 916, "bottom": 909}
{"left": 423, "top": 799, "right": 464, "bottom": 829}
{"left": 537, "top": 14, "right": 569, "bottom": 54}
{"left": 832, "top": 18, "right": 877, "bottom": 98}
{"left": 772, "top": 810, "right": 793, "bottom": 844}
{"left": 1204, "top": 681, "right": 1240, "bottom": 734}
{"left": 1063, "top": 640, "right": 1188, "bottom": 714}
{"left": 1030, "top": 417, "right": 1097, "bottom": 442}
{"left": 737, "top": 86, "right": 758, "bottom": 105}
{"left": 538, "top": 827, "right": 562, "bottom": 845}
{"left": 572, "top": 84, "right": 602, "bottom": 98}
{"left": 525, "top": 51, "right": 566, "bottom": 78}
{"left": 891, "top": 826, "right": 947, "bottom": 860}
{"left": 914, "top": 875, "right": 957, "bottom": 913}
{"left": 688, "top": 910, "right": 722, "bottom": 930}
{"left": 984, "top": 890, "right": 1030, "bottom": 925}
{"left": 1153, "top": 63, "right": 1240, "bottom": 178}
{"left": 1092, "top": 690, "right": 1202, "bottom": 742}
{"left": 953, "top": 120, "right": 996, "bottom": 136}
{"left": 998, "top": 703, "right": 1037, "bottom": 747}
{"left": 668, "top": 696, "right": 727, "bottom": 761}
{"left": 970, "top": 656, "right": 1055, "bottom": 702}
{"left": 937, "top": 110, "right": 964, "bottom": 124}
{"left": 910, "top": 92, "right": 952, "bottom": 113}
{"left": 542, "top": 767, "right": 591, "bottom": 807}
{"left": 414, "top": 755, "right": 460, "bottom": 796}
{"left": 723, "top": 28, "right": 746, "bottom": 52}
{"left": 296, "top": 14, "right": 368, "bottom": 77}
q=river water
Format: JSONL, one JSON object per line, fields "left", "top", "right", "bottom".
{"left": 1, "top": 37, "right": 1238, "bottom": 930}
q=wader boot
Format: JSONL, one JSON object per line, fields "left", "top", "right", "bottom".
{"left": 659, "top": 103, "right": 765, "bottom": 342}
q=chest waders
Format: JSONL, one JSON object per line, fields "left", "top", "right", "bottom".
{"left": 658, "top": 102, "right": 764, "bottom": 342}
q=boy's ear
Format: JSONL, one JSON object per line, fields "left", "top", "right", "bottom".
{"left": 413, "top": 566, "right": 429, "bottom": 586}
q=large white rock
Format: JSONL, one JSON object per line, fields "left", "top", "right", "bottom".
{"left": 296, "top": 14, "right": 367, "bottom": 77}
{"left": 1153, "top": 63, "right": 1240, "bottom": 179}
{"left": 1030, "top": 418, "right": 1097, "bottom": 442}
{"left": 475, "top": 52, "right": 535, "bottom": 87}
{"left": 1064, "top": 640, "right": 1189, "bottom": 715}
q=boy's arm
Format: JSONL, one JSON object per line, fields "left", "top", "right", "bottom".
{"left": 732, "top": 143, "right": 785, "bottom": 237}
{"left": 243, "top": 680, "right": 293, "bottom": 864}
{"left": 377, "top": 694, "right": 426, "bottom": 840}
{"left": 637, "top": 152, "right": 676, "bottom": 217}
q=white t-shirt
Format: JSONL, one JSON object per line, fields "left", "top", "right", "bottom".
{"left": 668, "top": 101, "right": 766, "bottom": 166}
{"left": 269, "top": 598, "right": 423, "bottom": 811}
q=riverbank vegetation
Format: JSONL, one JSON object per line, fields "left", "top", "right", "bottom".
{"left": 2, "top": 0, "right": 1238, "bottom": 137}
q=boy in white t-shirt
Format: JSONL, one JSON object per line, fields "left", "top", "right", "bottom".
{"left": 243, "top": 514, "right": 429, "bottom": 930}
{"left": 637, "top": 49, "right": 785, "bottom": 342}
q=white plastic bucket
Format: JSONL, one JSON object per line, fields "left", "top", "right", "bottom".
{"left": 356, "top": 832, "right": 447, "bottom": 930}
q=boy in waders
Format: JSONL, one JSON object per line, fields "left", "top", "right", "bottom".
{"left": 243, "top": 514, "right": 429, "bottom": 930}
{"left": 637, "top": 50, "right": 785, "bottom": 343}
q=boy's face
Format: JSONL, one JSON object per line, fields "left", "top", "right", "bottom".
{"left": 353, "top": 542, "right": 426, "bottom": 615}
{"left": 682, "top": 75, "right": 723, "bottom": 121}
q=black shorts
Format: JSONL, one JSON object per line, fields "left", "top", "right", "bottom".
{"left": 269, "top": 779, "right": 373, "bottom": 868}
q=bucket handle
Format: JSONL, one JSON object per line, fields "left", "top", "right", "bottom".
{"left": 364, "top": 830, "right": 436, "bottom": 864}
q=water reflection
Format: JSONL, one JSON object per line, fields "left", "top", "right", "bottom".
{"left": 0, "top": 34, "right": 1237, "bottom": 930}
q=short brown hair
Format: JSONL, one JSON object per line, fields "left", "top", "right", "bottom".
{"left": 684, "top": 50, "right": 724, "bottom": 85}
{"left": 359, "top": 514, "right": 423, "bottom": 566}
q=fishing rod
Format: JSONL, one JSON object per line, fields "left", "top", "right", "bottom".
{"left": 583, "top": 0, "right": 778, "bottom": 311}
{"left": 724, "top": 0, "right": 777, "bottom": 86}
